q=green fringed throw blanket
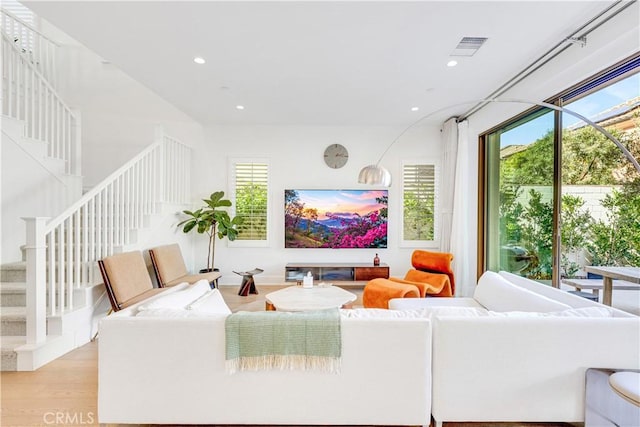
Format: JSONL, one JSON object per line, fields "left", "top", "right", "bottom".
{"left": 225, "top": 309, "right": 341, "bottom": 374}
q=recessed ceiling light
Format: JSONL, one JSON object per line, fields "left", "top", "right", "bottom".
{"left": 236, "top": 105, "right": 245, "bottom": 110}
{"left": 193, "top": 57, "right": 206, "bottom": 64}
{"left": 411, "top": 107, "right": 420, "bottom": 112}
{"left": 447, "top": 60, "right": 458, "bottom": 67}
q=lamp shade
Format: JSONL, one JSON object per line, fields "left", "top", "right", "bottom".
{"left": 358, "top": 164, "right": 392, "bottom": 187}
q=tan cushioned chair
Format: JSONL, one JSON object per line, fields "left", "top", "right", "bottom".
{"left": 149, "top": 243, "right": 222, "bottom": 288}
{"left": 98, "top": 251, "right": 166, "bottom": 312}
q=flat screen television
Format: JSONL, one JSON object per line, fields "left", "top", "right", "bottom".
{"left": 284, "top": 189, "right": 388, "bottom": 248}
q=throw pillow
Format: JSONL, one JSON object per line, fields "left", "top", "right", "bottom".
{"left": 137, "top": 279, "right": 211, "bottom": 311}
{"left": 136, "top": 308, "right": 227, "bottom": 318}
{"left": 421, "top": 306, "right": 489, "bottom": 318}
{"left": 340, "top": 306, "right": 488, "bottom": 319}
{"left": 486, "top": 306, "right": 613, "bottom": 317}
{"left": 186, "top": 289, "right": 232, "bottom": 314}
{"left": 474, "top": 271, "right": 571, "bottom": 312}
{"left": 340, "top": 308, "right": 427, "bottom": 318}
{"left": 499, "top": 270, "right": 600, "bottom": 308}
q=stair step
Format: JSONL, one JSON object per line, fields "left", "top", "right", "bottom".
{"left": 0, "top": 282, "right": 26, "bottom": 307}
{"left": 1, "top": 262, "right": 103, "bottom": 284}
{"left": 1, "top": 307, "right": 27, "bottom": 336}
{"left": 1, "top": 336, "right": 25, "bottom": 371}
{"left": 0, "top": 307, "right": 56, "bottom": 337}
{"left": 0, "top": 283, "right": 100, "bottom": 311}
{"left": 0, "top": 262, "right": 26, "bottom": 282}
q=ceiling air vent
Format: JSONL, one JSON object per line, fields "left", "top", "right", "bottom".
{"left": 451, "top": 37, "right": 488, "bottom": 57}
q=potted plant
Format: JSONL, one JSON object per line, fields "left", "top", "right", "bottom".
{"left": 178, "top": 191, "right": 242, "bottom": 272}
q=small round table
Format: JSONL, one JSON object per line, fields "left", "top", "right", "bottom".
{"left": 265, "top": 285, "right": 357, "bottom": 311}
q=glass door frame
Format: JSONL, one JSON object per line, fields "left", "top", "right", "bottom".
{"left": 477, "top": 53, "right": 640, "bottom": 285}
{"left": 478, "top": 104, "right": 563, "bottom": 287}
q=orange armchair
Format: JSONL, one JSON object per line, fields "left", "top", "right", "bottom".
{"left": 390, "top": 250, "right": 455, "bottom": 297}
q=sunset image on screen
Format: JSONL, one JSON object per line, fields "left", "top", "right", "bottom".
{"left": 284, "top": 189, "right": 388, "bottom": 248}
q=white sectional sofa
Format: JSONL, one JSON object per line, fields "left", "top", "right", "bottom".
{"left": 98, "top": 281, "right": 432, "bottom": 426}
{"left": 99, "top": 273, "right": 639, "bottom": 426}
{"left": 390, "top": 270, "right": 640, "bottom": 427}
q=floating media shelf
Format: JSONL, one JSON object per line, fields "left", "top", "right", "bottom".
{"left": 285, "top": 262, "right": 389, "bottom": 285}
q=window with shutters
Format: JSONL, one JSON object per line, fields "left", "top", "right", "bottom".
{"left": 229, "top": 159, "right": 269, "bottom": 246}
{"left": 402, "top": 161, "right": 439, "bottom": 246}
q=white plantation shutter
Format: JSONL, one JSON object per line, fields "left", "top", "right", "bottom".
{"left": 232, "top": 160, "right": 269, "bottom": 242}
{"left": 402, "top": 162, "right": 439, "bottom": 245}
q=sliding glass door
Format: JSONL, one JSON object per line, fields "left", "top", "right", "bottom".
{"left": 482, "top": 56, "right": 639, "bottom": 286}
{"left": 485, "top": 110, "right": 556, "bottom": 281}
{"left": 560, "top": 74, "right": 640, "bottom": 279}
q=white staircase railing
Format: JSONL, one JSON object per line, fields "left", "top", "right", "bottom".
{"left": 1, "top": 8, "right": 58, "bottom": 88}
{"left": 23, "top": 129, "right": 192, "bottom": 345}
{"left": 1, "top": 30, "right": 79, "bottom": 175}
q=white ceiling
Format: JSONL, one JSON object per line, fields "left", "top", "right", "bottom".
{"left": 24, "top": 1, "right": 619, "bottom": 126}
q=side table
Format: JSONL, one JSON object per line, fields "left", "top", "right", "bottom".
{"left": 234, "top": 268, "right": 263, "bottom": 296}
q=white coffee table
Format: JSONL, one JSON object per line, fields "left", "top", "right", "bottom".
{"left": 265, "top": 285, "right": 357, "bottom": 311}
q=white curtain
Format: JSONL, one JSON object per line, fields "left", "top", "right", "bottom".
{"left": 439, "top": 117, "right": 458, "bottom": 254}
{"left": 450, "top": 120, "right": 475, "bottom": 296}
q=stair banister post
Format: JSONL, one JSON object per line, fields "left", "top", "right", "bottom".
{"left": 154, "top": 125, "right": 165, "bottom": 203}
{"left": 22, "top": 217, "right": 49, "bottom": 345}
{"left": 71, "top": 109, "right": 82, "bottom": 176}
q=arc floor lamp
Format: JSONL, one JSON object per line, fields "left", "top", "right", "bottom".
{"left": 358, "top": 98, "right": 640, "bottom": 186}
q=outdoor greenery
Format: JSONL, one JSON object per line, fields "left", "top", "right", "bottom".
{"left": 235, "top": 182, "right": 268, "bottom": 240}
{"left": 403, "top": 191, "right": 435, "bottom": 240}
{"left": 499, "top": 120, "right": 640, "bottom": 279}
{"left": 586, "top": 182, "right": 640, "bottom": 267}
{"left": 403, "top": 164, "right": 436, "bottom": 241}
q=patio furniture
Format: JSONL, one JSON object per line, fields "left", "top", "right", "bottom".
{"left": 562, "top": 277, "right": 640, "bottom": 302}
{"left": 584, "top": 266, "right": 640, "bottom": 306}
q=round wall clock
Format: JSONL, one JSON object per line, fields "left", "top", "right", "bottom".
{"left": 323, "top": 144, "right": 349, "bottom": 169}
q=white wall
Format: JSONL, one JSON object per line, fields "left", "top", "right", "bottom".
{"left": 191, "top": 124, "right": 443, "bottom": 284}
{"left": 1, "top": 120, "right": 81, "bottom": 262}
{"left": 518, "top": 185, "right": 617, "bottom": 223}
{"left": 1, "top": 18, "right": 207, "bottom": 264}
{"left": 40, "top": 19, "right": 206, "bottom": 189}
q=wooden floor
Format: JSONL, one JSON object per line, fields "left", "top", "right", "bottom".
{"left": 1, "top": 284, "right": 580, "bottom": 427}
